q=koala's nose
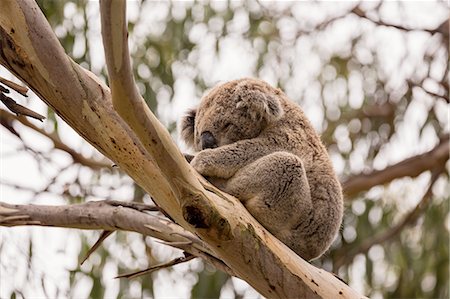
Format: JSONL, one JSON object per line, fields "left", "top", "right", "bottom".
{"left": 200, "top": 131, "right": 217, "bottom": 149}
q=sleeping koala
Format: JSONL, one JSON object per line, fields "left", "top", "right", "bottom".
{"left": 180, "top": 78, "right": 343, "bottom": 260}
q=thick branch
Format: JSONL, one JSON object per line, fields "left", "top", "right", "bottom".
{"left": 0, "top": 200, "right": 233, "bottom": 276}
{"left": 343, "top": 135, "right": 449, "bottom": 197}
{"left": 99, "top": 1, "right": 198, "bottom": 193}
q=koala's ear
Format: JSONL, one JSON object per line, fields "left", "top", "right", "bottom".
{"left": 235, "top": 82, "right": 284, "bottom": 123}
{"left": 180, "top": 108, "right": 197, "bottom": 147}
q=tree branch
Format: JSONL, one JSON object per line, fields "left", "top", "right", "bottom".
{"left": 343, "top": 135, "right": 449, "bottom": 197}
{"left": 351, "top": 6, "right": 449, "bottom": 38}
{"left": 115, "top": 253, "right": 196, "bottom": 279}
{"left": 336, "top": 166, "right": 444, "bottom": 268}
{"left": 0, "top": 75, "right": 29, "bottom": 96}
{"left": 0, "top": 1, "right": 366, "bottom": 298}
{"left": 0, "top": 93, "right": 45, "bottom": 121}
{"left": 0, "top": 200, "right": 234, "bottom": 276}
{"left": 421, "top": 88, "right": 449, "bottom": 103}
{"left": 80, "top": 230, "right": 114, "bottom": 265}
{"left": 0, "top": 109, "right": 111, "bottom": 170}
{"left": 407, "top": 79, "right": 449, "bottom": 103}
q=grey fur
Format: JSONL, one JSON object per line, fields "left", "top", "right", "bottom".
{"left": 180, "top": 78, "right": 343, "bottom": 260}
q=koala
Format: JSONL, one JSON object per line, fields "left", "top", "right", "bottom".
{"left": 180, "top": 78, "right": 343, "bottom": 261}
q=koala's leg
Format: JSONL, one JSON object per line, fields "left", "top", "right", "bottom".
{"left": 223, "top": 151, "right": 315, "bottom": 257}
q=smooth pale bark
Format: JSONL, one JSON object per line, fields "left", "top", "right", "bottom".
{"left": 0, "top": 1, "right": 367, "bottom": 298}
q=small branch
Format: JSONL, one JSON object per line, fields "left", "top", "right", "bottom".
{"left": 336, "top": 166, "right": 444, "bottom": 268}
{"left": 0, "top": 109, "right": 111, "bottom": 170}
{"left": 0, "top": 84, "right": 9, "bottom": 93}
{"left": 80, "top": 230, "right": 114, "bottom": 265}
{"left": 103, "top": 199, "right": 160, "bottom": 212}
{"left": 0, "top": 110, "right": 20, "bottom": 137}
{"left": 0, "top": 180, "right": 40, "bottom": 194}
{"left": 422, "top": 88, "right": 449, "bottom": 103}
{"left": 407, "top": 80, "right": 449, "bottom": 103}
{"left": 351, "top": 7, "right": 448, "bottom": 37}
{"left": 0, "top": 93, "right": 45, "bottom": 121}
{"left": 0, "top": 76, "right": 29, "bottom": 96}
{"left": 115, "top": 253, "right": 196, "bottom": 279}
{"left": 343, "top": 135, "right": 449, "bottom": 197}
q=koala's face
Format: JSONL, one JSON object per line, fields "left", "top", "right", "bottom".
{"left": 194, "top": 100, "right": 262, "bottom": 150}
{"left": 180, "top": 79, "right": 284, "bottom": 151}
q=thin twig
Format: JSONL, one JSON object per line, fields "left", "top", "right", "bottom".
{"left": 104, "top": 200, "right": 160, "bottom": 212}
{"left": 0, "top": 109, "right": 111, "bottom": 169}
{"left": 351, "top": 7, "right": 448, "bottom": 37}
{"left": 80, "top": 230, "right": 114, "bottom": 265}
{"left": 0, "top": 110, "right": 20, "bottom": 137}
{"left": 0, "top": 93, "right": 45, "bottom": 121}
{"left": 0, "top": 76, "right": 28, "bottom": 96}
{"left": 422, "top": 88, "right": 449, "bottom": 103}
{"left": 0, "top": 84, "right": 9, "bottom": 93}
{"left": 155, "top": 240, "right": 193, "bottom": 247}
{"left": 407, "top": 80, "right": 449, "bottom": 103}
{"left": 115, "top": 254, "right": 196, "bottom": 279}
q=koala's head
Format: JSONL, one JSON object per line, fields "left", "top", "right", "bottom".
{"left": 180, "top": 78, "right": 284, "bottom": 151}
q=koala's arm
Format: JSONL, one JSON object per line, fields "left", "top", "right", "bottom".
{"left": 191, "top": 138, "right": 270, "bottom": 179}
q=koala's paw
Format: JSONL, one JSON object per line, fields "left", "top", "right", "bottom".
{"left": 190, "top": 150, "right": 215, "bottom": 177}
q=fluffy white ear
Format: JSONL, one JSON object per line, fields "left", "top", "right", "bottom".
{"left": 179, "top": 108, "right": 197, "bottom": 148}
{"left": 234, "top": 80, "right": 284, "bottom": 123}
